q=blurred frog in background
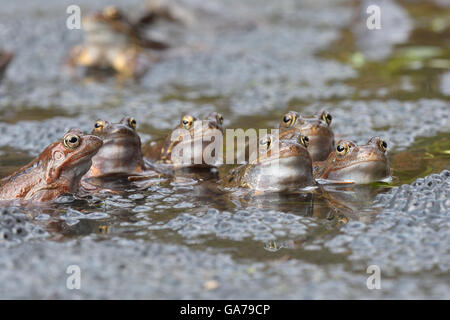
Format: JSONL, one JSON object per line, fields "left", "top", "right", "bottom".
{"left": 68, "top": 5, "right": 169, "bottom": 78}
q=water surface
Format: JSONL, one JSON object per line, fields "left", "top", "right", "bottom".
{"left": 0, "top": 0, "right": 449, "bottom": 299}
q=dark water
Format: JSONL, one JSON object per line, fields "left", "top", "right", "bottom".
{"left": 0, "top": 0, "right": 449, "bottom": 299}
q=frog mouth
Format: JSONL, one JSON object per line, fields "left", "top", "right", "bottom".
{"left": 67, "top": 148, "right": 99, "bottom": 169}
{"left": 100, "top": 126, "right": 139, "bottom": 140}
{"left": 64, "top": 139, "right": 103, "bottom": 169}
{"left": 335, "top": 158, "right": 387, "bottom": 170}
{"left": 99, "top": 136, "right": 141, "bottom": 158}
{"left": 330, "top": 160, "right": 390, "bottom": 183}
{"left": 103, "top": 133, "right": 138, "bottom": 143}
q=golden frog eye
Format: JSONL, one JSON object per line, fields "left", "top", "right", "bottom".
{"left": 321, "top": 111, "right": 332, "bottom": 125}
{"left": 281, "top": 112, "right": 296, "bottom": 127}
{"left": 103, "top": 5, "right": 120, "bottom": 19}
{"left": 336, "top": 143, "right": 349, "bottom": 156}
{"left": 336, "top": 215, "right": 349, "bottom": 225}
{"left": 181, "top": 115, "right": 194, "bottom": 130}
{"left": 216, "top": 113, "right": 224, "bottom": 125}
{"left": 378, "top": 139, "right": 387, "bottom": 152}
{"left": 298, "top": 135, "right": 309, "bottom": 148}
{"left": 63, "top": 134, "right": 81, "bottom": 149}
{"left": 128, "top": 117, "right": 137, "bottom": 129}
{"left": 94, "top": 120, "right": 105, "bottom": 132}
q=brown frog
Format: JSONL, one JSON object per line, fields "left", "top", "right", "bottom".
{"left": 279, "top": 110, "right": 335, "bottom": 161}
{"left": 0, "top": 129, "right": 102, "bottom": 202}
{"left": 0, "top": 50, "right": 13, "bottom": 83}
{"left": 81, "top": 116, "right": 163, "bottom": 191}
{"left": 146, "top": 0, "right": 197, "bottom": 26}
{"left": 68, "top": 5, "right": 169, "bottom": 78}
{"left": 220, "top": 133, "right": 314, "bottom": 192}
{"left": 143, "top": 112, "right": 225, "bottom": 168}
{"left": 313, "top": 137, "right": 390, "bottom": 184}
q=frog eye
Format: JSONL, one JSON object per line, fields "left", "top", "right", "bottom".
{"left": 216, "top": 113, "right": 224, "bottom": 125}
{"left": 260, "top": 136, "right": 272, "bottom": 149}
{"left": 181, "top": 115, "right": 194, "bottom": 130}
{"left": 281, "top": 112, "right": 296, "bottom": 127}
{"left": 128, "top": 117, "right": 137, "bottom": 129}
{"left": 378, "top": 140, "right": 387, "bottom": 152}
{"left": 321, "top": 111, "right": 332, "bottom": 125}
{"left": 94, "top": 120, "right": 105, "bottom": 131}
{"left": 63, "top": 134, "right": 81, "bottom": 149}
{"left": 336, "top": 143, "right": 349, "bottom": 156}
{"left": 298, "top": 135, "right": 309, "bottom": 148}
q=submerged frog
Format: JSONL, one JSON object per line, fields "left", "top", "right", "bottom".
{"left": 81, "top": 116, "right": 162, "bottom": 191}
{"left": 279, "top": 110, "right": 335, "bottom": 161}
{"left": 68, "top": 5, "right": 169, "bottom": 78}
{"left": 143, "top": 112, "right": 225, "bottom": 168}
{"left": 0, "top": 50, "right": 13, "bottom": 82}
{"left": 220, "top": 133, "right": 314, "bottom": 192}
{"left": 0, "top": 129, "right": 102, "bottom": 202}
{"left": 313, "top": 137, "right": 390, "bottom": 184}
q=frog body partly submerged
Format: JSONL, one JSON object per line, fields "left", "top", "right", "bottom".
{"left": 279, "top": 110, "right": 335, "bottom": 162}
{"left": 0, "top": 129, "right": 102, "bottom": 202}
{"left": 220, "top": 133, "right": 314, "bottom": 192}
{"left": 81, "top": 116, "right": 163, "bottom": 191}
{"left": 313, "top": 137, "right": 390, "bottom": 184}
{"left": 143, "top": 112, "right": 224, "bottom": 169}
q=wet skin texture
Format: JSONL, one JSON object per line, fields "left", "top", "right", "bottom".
{"left": 68, "top": 5, "right": 168, "bottom": 77}
{"left": 221, "top": 134, "right": 314, "bottom": 192}
{"left": 143, "top": 112, "right": 224, "bottom": 168}
{"left": 0, "top": 129, "right": 102, "bottom": 202}
{"left": 82, "top": 116, "right": 148, "bottom": 181}
{"left": 279, "top": 110, "right": 335, "bottom": 162}
{"left": 313, "top": 137, "right": 390, "bottom": 184}
{"left": 0, "top": 50, "right": 13, "bottom": 82}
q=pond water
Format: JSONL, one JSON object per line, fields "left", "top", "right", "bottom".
{"left": 0, "top": 0, "right": 449, "bottom": 299}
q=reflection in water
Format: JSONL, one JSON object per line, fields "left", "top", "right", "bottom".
{"left": 390, "top": 132, "right": 450, "bottom": 185}
{"left": 320, "top": 184, "right": 385, "bottom": 221}
{"left": 2, "top": 127, "right": 447, "bottom": 252}
{"left": 35, "top": 204, "right": 139, "bottom": 239}
{"left": 0, "top": 0, "right": 448, "bottom": 270}
{"left": 263, "top": 184, "right": 384, "bottom": 252}
{"left": 31, "top": 179, "right": 388, "bottom": 256}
